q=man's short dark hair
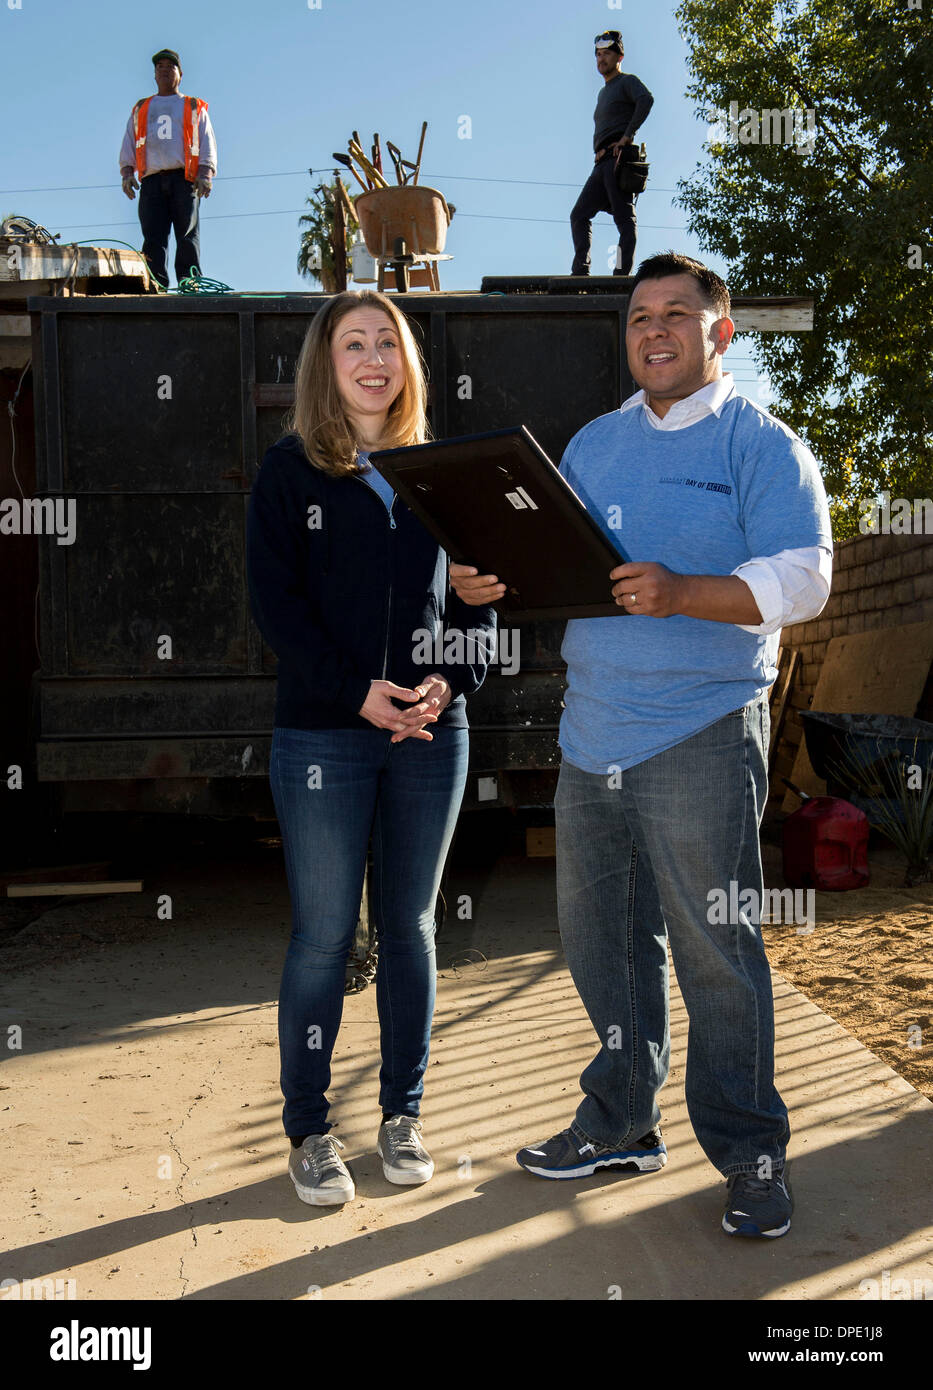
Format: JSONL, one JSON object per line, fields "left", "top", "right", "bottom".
{"left": 631, "top": 252, "right": 731, "bottom": 320}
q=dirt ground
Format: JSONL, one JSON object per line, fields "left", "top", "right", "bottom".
{"left": 2, "top": 829, "right": 930, "bottom": 1112}
{"left": 761, "top": 841, "right": 932, "bottom": 1104}
{"left": 1, "top": 820, "right": 931, "bottom": 1304}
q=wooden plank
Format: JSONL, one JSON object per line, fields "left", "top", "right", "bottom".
{"left": 0, "top": 240, "right": 149, "bottom": 284}
{"left": 783, "top": 718, "right": 803, "bottom": 745}
{"left": 0, "top": 344, "right": 31, "bottom": 370}
{"left": 526, "top": 827, "right": 555, "bottom": 858}
{"left": 0, "top": 861, "right": 110, "bottom": 894}
{"left": 7, "top": 879, "right": 143, "bottom": 898}
{"left": 730, "top": 297, "right": 813, "bottom": 332}
{"left": 0, "top": 279, "right": 54, "bottom": 302}
{"left": 782, "top": 620, "right": 933, "bottom": 810}
{"left": 768, "top": 645, "right": 799, "bottom": 773}
{"left": 0, "top": 310, "right": 32, "bottom": 368}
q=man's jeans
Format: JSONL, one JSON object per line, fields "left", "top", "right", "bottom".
{"left": 570, "top": 156, "right": 637, "bottom": 276}
{"left": 138, "top": 168, "right": 201, "bottom": 287}
{"left": 554, "top": 695, "right": 789, "bottom": 1176}
{"left": 270, "top": 724, "right": 469, "bottom": 1138}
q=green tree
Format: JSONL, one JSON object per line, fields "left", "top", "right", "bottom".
{"left": 297, "top": 181, "right": 360, "bottom": 293}
{"left": 675, "top": 0, "right": 932, "bottom": 536}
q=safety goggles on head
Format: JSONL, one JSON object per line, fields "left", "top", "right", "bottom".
{"left": 594, "top": 31, "right": 622, "bottom": 51}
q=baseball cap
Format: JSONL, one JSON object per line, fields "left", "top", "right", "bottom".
{"left": 152, "top": 49, "right": 181, "bottom": 67}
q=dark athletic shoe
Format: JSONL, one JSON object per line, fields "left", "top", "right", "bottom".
{"left": 722, "top": 1170, "right": 793, "bottom": 1238}
{"left": 516, "top": 1126, "right": 667, "bottom": 1179}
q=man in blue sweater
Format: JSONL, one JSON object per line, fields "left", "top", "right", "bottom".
{"left": 571, "top": 30, "right": 654, "bottom": 276}
{"left": 451, "top": 253, "right": 832, "bottom": 1237}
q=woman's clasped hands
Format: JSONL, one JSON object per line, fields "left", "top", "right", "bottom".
{"left": 359, "top": 673, "right": 452, "bottom": 743}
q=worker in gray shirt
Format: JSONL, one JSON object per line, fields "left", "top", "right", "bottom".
{"left": 119, "top": 48, "right": 217, "bottom": 289}
{"left": 571, "top": 30, "right": 653, "bottom": 277}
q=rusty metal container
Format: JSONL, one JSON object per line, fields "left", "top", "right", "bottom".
{"left": 27, "top": 290, "right": 636, "bottom": 814}
{"left": 354, "top": 186, "right": 452, "bottom": 257}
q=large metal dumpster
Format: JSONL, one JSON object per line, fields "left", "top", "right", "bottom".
{"left": 28, "top": 289, "right": 637, "bottom": 815}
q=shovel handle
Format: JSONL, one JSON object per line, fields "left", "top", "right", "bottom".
{"left": 349, "top": 140, "right": 389, "bottom": 189}
{"left": 412, "top": 121, "right": 428, "bottom": 185}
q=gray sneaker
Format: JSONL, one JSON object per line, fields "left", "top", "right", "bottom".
{"left": 288, "top": 1134, "right": 355, "bottom": 1206}
{"left": 377, "top": 1115, "right": 435, "bottom": 1185}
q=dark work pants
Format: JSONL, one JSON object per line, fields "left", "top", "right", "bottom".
{"left": 570, "top": 156, "right": 637, "bottom": 276}
{"left": 138, "top": 168, "right": 201, "bottom": 288}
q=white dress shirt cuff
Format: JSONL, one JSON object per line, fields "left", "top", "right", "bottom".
{"left": 731, "top": 549, "right": 832, "bottom": 635}
{"left": 732, "top": 562, "right": 785, "bottom": 634}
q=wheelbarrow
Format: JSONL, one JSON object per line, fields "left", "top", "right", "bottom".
{"left": 800, "top": 710, "right": 933, "bottom": 822}
{"left": 354, "top": 185, "right": 454, "bottom": 293}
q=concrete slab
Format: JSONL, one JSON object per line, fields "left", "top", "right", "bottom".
{"left": 1, "top": 854, "right": 931, "bottom": 1302}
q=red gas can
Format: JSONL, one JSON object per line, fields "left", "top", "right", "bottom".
{"left": 782, "top": 797, "right": 870, "bottom": 891}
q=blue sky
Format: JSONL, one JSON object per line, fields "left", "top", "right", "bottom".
{"left": 0, "top": 0, "right": 768, "bottom": 394}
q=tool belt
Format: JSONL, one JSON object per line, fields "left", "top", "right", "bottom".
{"left": 597, "top": 138, "right": 650, "bottom": 194}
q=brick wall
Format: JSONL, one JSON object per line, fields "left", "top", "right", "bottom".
{"left": 769, "top": 530, "right": 933, "bottom": 810}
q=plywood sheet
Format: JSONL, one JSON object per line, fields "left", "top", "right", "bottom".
{"left": 782, "top": 620, "right": 933, "bottom": 810}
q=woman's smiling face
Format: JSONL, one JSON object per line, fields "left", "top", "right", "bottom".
{"left": 330, "top": 308, "right": 404, "bottom": 438}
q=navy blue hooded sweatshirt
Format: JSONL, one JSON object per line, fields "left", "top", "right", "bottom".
{"left": 246, "top": 433, "right": 498, "bottom": 731}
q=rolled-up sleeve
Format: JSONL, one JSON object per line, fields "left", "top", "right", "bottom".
{"left": 732, "top": 545, "right": 832, "bottom": 635}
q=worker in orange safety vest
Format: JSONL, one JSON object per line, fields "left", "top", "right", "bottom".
{"left": 119, "top": 49, "right": 217, "bottom": 288}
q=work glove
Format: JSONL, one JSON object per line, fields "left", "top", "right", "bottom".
{"left": 121, "top": 172, "right": 139, "bottom": 200}
{"left": 195, "top": 176, "right": 212, "bottom": 198}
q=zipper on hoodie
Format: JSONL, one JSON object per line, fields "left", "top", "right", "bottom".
{"left": 351, "top": 474, "right": 397, "bottom": 676}
{"left": 381, "top": 495, "right": 396, "bottom": 676}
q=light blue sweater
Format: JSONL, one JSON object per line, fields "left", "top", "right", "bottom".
{"left": 557, "top": 396, "right": 832, "bottom": 774}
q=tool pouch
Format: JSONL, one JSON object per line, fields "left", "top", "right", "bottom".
{"left": 614, "top": 143, "right": 650, "bottom": 194}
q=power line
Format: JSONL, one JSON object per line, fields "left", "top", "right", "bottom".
{"left": 0, "top": 171, "right": 309, "bottom": 194}
{"left": 456, "top": 213, "right": 687, "bottom": 229}
{"left": 430, "top": 173, "right": 678, "bottom": 194}
{"left": 0, "top": 169, "right": 680, "bottom": 196}
{"left": 48, "top": 208, "right": 688, "bottom": 231}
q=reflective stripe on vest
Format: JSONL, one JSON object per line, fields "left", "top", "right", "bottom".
{"left": 133, "top": 95, "right": 208, "bottom": 181}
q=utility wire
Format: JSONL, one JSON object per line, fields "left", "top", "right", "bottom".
{"left": 0, "top": 169, "right": 680, "bottom": 196}
{"left": 47, "top": 209, "right": 688, "bottom": 231}
{"left": 457, "top": 213, "right": 686, "bottom": 228}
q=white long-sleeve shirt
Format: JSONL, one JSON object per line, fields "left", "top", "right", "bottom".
{"left": 619, "top": 372, "right": 832, "bottom": 634}
{"left": 119, "top": 94, "right": 217, "bottom": 177}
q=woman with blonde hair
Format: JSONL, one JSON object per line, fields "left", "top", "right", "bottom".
{"left": 247, "top": 290, "right": 497, "bottom": 1206}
